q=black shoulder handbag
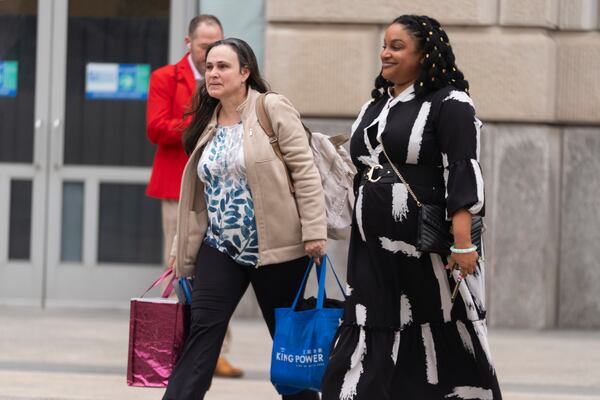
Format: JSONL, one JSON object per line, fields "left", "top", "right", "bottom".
{"left": 380, "top": 145, "right": 483, "bottom": 256}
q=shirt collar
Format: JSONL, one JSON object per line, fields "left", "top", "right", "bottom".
{"left": 387, "top": 84, "right": 415, "bottom": 104}
{"left": 187, "top": 53, "right": 202, "bottom": 80}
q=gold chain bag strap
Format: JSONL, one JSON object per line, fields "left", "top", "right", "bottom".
{"left": 379, "top": 144, "right": 483, "bottom": 255}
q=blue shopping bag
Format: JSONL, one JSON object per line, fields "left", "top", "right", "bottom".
{"left": 271, "top": 255, "right": 345, "bottom": 394}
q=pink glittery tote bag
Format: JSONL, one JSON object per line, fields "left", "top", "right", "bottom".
{"left": 126, "top": 268, "right": 189, "bottom": 387}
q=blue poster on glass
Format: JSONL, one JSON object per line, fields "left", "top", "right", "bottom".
{"left": 0, "top": 61, "right": 18, "bottom": 97}
{"left": 85, "top": 63, "right": 150, "bottom": 100}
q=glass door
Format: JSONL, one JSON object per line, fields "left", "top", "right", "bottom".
{"left": 0, "top": 0, "right": 48, "bottom": 306}
{"left": 44, "top": 0, "right": 171, "bottom": 307}
{"left": 0, "top": 0, "right": 199, "bottom": 308}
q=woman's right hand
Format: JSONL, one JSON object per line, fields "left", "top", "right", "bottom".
{"left": 168, "top": 255, "right": 176, "bottom": 270}
{"left": 305, "top": 239, "right": 326, "bottom": 265}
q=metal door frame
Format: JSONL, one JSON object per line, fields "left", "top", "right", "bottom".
{"left": 44, "top": 0, "right": 198, "bottom": 308}
{"left": 0, "top": 0, "right": 197, "bottom": 308}
{"left": 0, "top": 0, "right": 53, "bottom": 306}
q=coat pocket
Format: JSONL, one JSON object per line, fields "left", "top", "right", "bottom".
{"left": 254, "top": 159, "right": 302, "bottom": 250}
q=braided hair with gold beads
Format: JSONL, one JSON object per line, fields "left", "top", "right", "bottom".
{"left": 372, "top": 15, "right": 469, "bottom": 100}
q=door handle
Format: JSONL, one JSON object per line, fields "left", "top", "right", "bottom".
{"left": 33, "top": 119, "right": 44, "bottom": 170}
{"left": 52, "top": 118, "right": 63, "bottom": 170}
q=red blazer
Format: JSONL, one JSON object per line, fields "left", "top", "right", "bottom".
{"left": 146, "top": 54, "right": 197, "bottom": 200}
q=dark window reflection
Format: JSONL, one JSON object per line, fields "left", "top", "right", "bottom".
{"left": 61, "top": 181, "right": 84, "bottom": 262}
{"left": 98, "top": 183, "right": 161, "bottom": 264}
{"left": 0, "top": 1, "right": 37, "bottom": 163}
{"left": 9, "top": 179, "right": 32, "bottom": 260}
{"left": 64, "top": 0, "right": 169, "bottom": 166}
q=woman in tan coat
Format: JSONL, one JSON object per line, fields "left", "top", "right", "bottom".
{"left": 162, "top": 38, "right": 326, "bottom": 400}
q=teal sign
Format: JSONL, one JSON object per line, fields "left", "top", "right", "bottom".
{"left": 0, "top": 61, "right": 18, "bottom": 97}
{"left": 85, "top": 63, "right": 150, "bottom": 100}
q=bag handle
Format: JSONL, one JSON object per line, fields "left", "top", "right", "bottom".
{"left": 329, "top": 134, "right": 349, "bottom": 148}
{"left": 290, "top": 255, "right": 346, "bottom": 311}
{"left": 313, "top": 256, "right": 346, "bottom": 304}
{"left": 255, "top": 92, "right": 349, "bottom": 193}
{"left": 141, "top": 268, "right": 175, "bottom": 299}
{"left": 256, "top": 92, "right": 295, "bottom": 194}
{"left": 316, "top": 257, "right": 328, "bottom": 309}
{"left": 290, "top": 259, "right": 313, "bottom": 310}
{"left": 324, "top": 255, "right": 346, "bottom": 299}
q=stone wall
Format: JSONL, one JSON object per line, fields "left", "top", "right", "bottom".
{"left": 247, "top": 0, "right": 600, "bottom": 328}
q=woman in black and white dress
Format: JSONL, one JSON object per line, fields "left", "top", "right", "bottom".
{"left": 321, "top": 15, "right": 502, "bottom": 400}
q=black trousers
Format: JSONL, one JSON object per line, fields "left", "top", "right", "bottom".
{"left": 163, "top": 244, "right": 320, "bottom": 400}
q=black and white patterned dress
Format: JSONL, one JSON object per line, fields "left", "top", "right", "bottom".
{"left": 321, "top": 85, "right": 502, "bottom": 400}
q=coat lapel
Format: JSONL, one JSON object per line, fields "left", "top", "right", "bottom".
{"left": 176, "top": 53, "right": 197, "bottom": 96}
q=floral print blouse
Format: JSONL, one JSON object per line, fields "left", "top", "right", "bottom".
{"left": 197, "top": 123, "right": 259, "bottom": 267}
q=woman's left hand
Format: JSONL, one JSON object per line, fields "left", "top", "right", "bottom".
{"left": 305, "top": 239, "right": 326, "bottom": 265}
{"left": 448, "top": 209, "right": 478, "bottom": 277}
{"left": 446, "top": 249, "right": 479, "bottom": 277}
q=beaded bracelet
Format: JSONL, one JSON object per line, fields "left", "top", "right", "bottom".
{"left": 450, "top": 245, "right": 477, "bottom": 254}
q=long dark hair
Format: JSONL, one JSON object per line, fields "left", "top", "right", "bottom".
{"left": 372, "top": 15, "right": 469, "bottom": 100}
{"left": 182, "top": 38, "right": 270, "bottom": 154}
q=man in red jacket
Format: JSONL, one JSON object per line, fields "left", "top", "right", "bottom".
{"left": 146, "top": 15, "right": 243, "bottom": 378}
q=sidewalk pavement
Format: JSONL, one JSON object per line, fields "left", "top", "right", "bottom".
{"left": 0, "top": 307, "right": 599, "bottom": 400}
